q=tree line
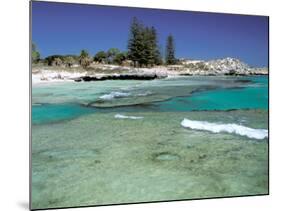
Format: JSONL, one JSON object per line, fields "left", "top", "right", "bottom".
{"left": 128, "top": 17, "right": 177, "bottom": 66}
{"left": 32, "top": 17, "right": 178, "bottom": 68}
{"left": 32, "top": 46, "right": 128, "bottom": 68}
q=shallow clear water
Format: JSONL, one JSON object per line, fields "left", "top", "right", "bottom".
{"left": 156, "top": 84, "right": 268, "bottom": 111}
{"left": 32, "top": 103, "right": 95, "bottom": 124}
{"left": 31, "top": 76, "right": 268, "bottom": 209}
{"left": 32, "top": 76, "right": 268, "bottom": 123}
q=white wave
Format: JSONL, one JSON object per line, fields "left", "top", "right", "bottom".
{"left": 136, "top": 91, "right": 153, "bottom": 96}
{"left": 99, "top": 90, "right": 152, "bottom": 100}
{"left": 99, "top": 91, "right": 131, "bottom": 100}
{"left": 181, "top": 118, "right": 268, "bottom": 140}
{"left": 114, "top": 114, "right": 143, "bottom": 120}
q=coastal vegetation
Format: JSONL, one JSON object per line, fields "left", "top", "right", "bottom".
{"left": 165, "top": 34, "right": 177, "bottom": 65}
{"left": 31, "top": 18, "right": 267, "bottom": 77}
{"left": 32, "top": 17, "right": 178, "bottom": 69}
{"left": 127, "top": 17, "right": 162, "bottom": 67}
{"left": 32, "top": 43, "right": 40, "bottom": 63}
{"left": 78, "top": 50, "right": 91, "bottom": 69}
{"left": 64, "top": 56, "right": 75, "bottom": 68}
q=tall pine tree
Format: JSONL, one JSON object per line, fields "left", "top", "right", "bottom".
{"left": 128, "top": 17, "right": 144, "bottom": 67}
{"left": 144, "top": 27, "right": 154, "bottom": 67}
{"left": 128, "top": 17, "right": 162, "bottom": 67}
{"left": 165, "top": 34, "right": 176, "bottom": 65}
{"left": 150, "top": 27, "right": 162, "bottom": 65}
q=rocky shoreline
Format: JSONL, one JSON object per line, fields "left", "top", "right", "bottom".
{"left": 32, "top": 57, "right": 268, "bottom": 84}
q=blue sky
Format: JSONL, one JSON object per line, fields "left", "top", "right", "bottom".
{"left": 32, "top": 1, "right": 269, "bottom": 67}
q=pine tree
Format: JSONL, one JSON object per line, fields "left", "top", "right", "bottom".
{"left": 143, "top": 27, "right": 154, "bottom": 67}
{"left": 150, "top": 27, "right": 162, "bottom": 65}
{"left": 165, "top": 34, "right": 176, "bottom": 65}
{"left": 128, "top": 18, "right": 162, "bottom": 67}
{"left": 128, "top": 17, "right": 144, "bottom": 67}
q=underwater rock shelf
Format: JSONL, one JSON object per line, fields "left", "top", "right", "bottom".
{"left": 74, "top": 74, "right": 167, "bottom": 82}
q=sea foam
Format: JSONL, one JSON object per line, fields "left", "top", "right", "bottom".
{"left": 136, "top": 91, "right": 153, "bottom": 96}
{"left": 114, "top": 114, "right": 143, "bottom": 120}
{"left": 99, "top": 91, "right": 131, "bottom": 100}
{"left": 181, "top": 118, "right": 268, "bottom": 140}
{"left": 99, "top": 91, "right": 152, "bottom": 100}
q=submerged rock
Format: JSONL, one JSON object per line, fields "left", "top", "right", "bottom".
{"left": 154, "top": 152, "right": 180, "bottom": 161}
{"left": 198, "top": 154, "right": 207, "bottom": 160}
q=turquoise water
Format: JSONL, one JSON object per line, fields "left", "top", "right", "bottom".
{"left": 156, "top": 85, "right": 268, "bottom": 111}
{"left": 32, "top": 103, "right": 95, "bottom": 124}
{"left": 31, "top": 75, "right": 269, "bottom": 209}
{"left": 32, "top": 76, "right": 268, "bottom": 124}
{"left": 157, "top": 76, "right": 268, "bottom": 111}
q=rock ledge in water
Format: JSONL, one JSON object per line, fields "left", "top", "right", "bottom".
{"left": 74, "top": 73, "right": 166, "bottom": 82}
